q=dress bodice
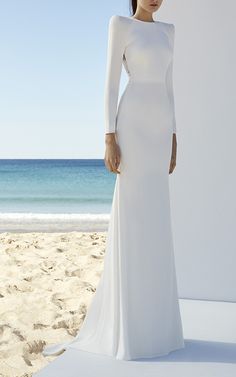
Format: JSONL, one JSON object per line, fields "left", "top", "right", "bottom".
{"left": 104, "top": 15, "right": 176, "bottom": 134}
{"left": 122, "top": 17, "right": 174, "bottom": 83}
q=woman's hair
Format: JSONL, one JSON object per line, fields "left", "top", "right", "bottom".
{"left": 130, "top": 0, "right": 137, "bottom": 15}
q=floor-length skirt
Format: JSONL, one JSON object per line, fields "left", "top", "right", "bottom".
{"left": 42, "top": 80, "right": 185, "bottom": 360}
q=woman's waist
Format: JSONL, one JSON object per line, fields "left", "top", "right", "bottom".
{"left": 118, "top": 79, "right": 171, "bottom": 113}
{"left": 122, "top": 79, "right": 168, "bottom": 98}
{"left": 127, "top": 78, "right": 166, "bottom": 86}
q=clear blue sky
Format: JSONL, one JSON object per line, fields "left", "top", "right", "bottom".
{"left": 0, "top": 0, "right": 133, "bottom": 158}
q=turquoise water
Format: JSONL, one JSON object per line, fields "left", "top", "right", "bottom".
{"left": 0, "top": 159, "right": 116, "bottom": 214}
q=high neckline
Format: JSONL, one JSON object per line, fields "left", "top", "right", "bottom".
{"left": 128, "top": 16, "right": 158, "bottom": 24}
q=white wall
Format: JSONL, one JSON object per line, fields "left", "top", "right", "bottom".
{"left": 154, "top": 1, "right": 236, "bottom": 302}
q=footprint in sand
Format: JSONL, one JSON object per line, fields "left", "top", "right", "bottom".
{"left": 39, "top": 260, "right": 55, "bottom": 272}
{"left": 33, "top": 323, "right": 49, "bottom": 330}
{"left": 91, "top": 251, "right": 104, "bottom": 259}
{"left": 65, "top": 268, "right": 82, "bottom": 277}
{"left": 82, "top": 281, "right": 96, "bottom": 292}
{"left": 51, "top": 293, "right": 66, "bottom": 309}
{"left": 90, "top": 233, "right": 100, "bottom": 240}
{"left": 56, "top": 247, "right": 65, "bottom": 253}
{"left": 25, "top": 339, "right": 46, "bottom": 354}
{"left": 60, "top": 236, "right": 69, "bottom": 242}
{"left": 12, "top": 328, "right": 25, "bottom": 341}
{"left": 23, "top": 339, "right": 46, "bottom": 366}
{"left": 6, "top": 284, "right": 21, "bottom": 294}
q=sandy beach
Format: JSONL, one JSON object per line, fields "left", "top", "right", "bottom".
{"left": 0, "top": 231, "right": 107, "bottom": 377}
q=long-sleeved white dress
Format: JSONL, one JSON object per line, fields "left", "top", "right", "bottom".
{"left": 42, "top": 14, "right": 185, "bottom": 361}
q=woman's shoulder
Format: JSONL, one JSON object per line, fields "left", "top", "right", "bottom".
{"left": 108, "top": 14, "right": 131, "bottom": 25}
{"left": 158, "top": 21, "right": 175, "bottom": 44}
{"left": 159, "top": 22, "right": 175, "bottom": 49}
{"left": 158, "top": 20, "right": 175, "bottom": 31}
{"left": 108, "top": 15, "right": 132, "bottom": 34}
{"left": 108, "top": 15, "right": 175, "bottom": 37}
{"left": 109, "top": 15, "right": 174, "bottom": 29}
{"left": 110, "top": 14, "right": 130, "bottom": 23}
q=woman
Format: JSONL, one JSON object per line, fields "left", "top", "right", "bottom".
{"left": 42, "top": 0, "right": 185, "bottom": 361}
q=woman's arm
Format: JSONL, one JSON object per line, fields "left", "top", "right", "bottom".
{"left": 166, "top": 24, "right": 177, "bottom": 134}
{"left": 104, "top": 15, "right": 127, "bottom": 135}
{"left": 104, "top": 16, "right": 129, "bottom": 173}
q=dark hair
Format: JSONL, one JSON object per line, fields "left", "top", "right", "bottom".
{"left": 130, "top": 0, "right": 137, "bottom": 15}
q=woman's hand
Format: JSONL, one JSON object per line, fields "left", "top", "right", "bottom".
{"left": 169, "top": 133, "right": 177, "bottom": 174}
{"left": 104, "top": 133, "right": 121, "bottom": 174}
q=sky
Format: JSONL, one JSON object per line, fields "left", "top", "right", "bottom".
{"left": 0, "top": 0, "right": 135, "bottom": 159}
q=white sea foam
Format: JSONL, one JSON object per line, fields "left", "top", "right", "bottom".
{"left": 0, "top": 213, "right": 110, "bottom": 232}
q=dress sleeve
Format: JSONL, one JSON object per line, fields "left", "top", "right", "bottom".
{"left": 104, "top": 15, "right": 127, "bottom": 134}
{"left": 166, "top": 24, "right": 177, "bottom": 134}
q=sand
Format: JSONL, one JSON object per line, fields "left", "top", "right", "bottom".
{"left": 0, "top": 231, "right": 107, "bottom": 377}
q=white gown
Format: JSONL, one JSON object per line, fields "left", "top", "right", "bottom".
{"left": 42, "top": 14, "right": 185, "bottom": 361}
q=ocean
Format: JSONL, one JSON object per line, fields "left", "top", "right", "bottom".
{"left": 0, "top": 159, "right": 116, "bottom": 232}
